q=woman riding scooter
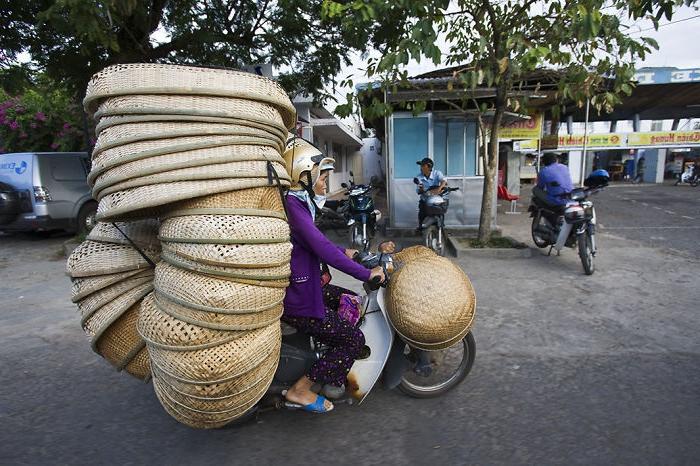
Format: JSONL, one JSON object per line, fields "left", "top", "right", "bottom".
{"left": 281, "top": 137, "right": 385, "bottom": 413}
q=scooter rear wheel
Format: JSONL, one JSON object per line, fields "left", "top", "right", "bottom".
{"left": 398, "top": 332, "right": 475, "bottom": 398}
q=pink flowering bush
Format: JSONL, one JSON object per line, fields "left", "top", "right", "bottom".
{"left": 0, "top": 85, "right": 88, "bottom": 154}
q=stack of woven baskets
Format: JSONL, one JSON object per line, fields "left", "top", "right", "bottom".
{"left": 66, "top": 219, "right": 160, "bottom": 380}
{"left": 388, "top": 246, "right": 476, "bottom": 350}
{"left": 67, "top": 63, "right": 296, "bottom": 428}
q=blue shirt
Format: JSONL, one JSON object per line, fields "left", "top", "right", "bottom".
{"left": 416, "top": 169, "right": 445, "bottom": 199}
{"left": 536, "top": 163, "right": 573, "bottom": 205}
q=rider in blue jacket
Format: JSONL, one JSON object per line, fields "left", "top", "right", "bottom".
{"left": 536, "top": 154, "right": 573, "bottom": 206}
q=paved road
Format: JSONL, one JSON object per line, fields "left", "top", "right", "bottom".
{"left": 2, "top": 201, "right": 700, "bottom": 465}
{"left": 594, "top": 182, "right": 700, "bottom": 258}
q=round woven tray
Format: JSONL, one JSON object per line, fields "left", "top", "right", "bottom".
{"left": 83, "top": 63, "right": 296, "bottom": 129}
{"left": 159, "top": 214, "right": 288, "bottom": 244}
{"left": 77, "top": 274, "right": 155, "bottom": 322}
{"left": 155, "top": 293, "right": 283, "bottom": 331}
{"left": 393, "top": 245, "right": 438, "bottom": 264}
{"left": 94, "top": 159, "right": 288, "bottom": 201}
{"left": 95, "top": 301, "right": 150, "bottom": 380}
{"left": 160, "top": 241, "right": 291, "bottom": 268}
{"left": 154, "top": 262, "right": 286, "bottom": 313}
{"left": 66, "top": 240, "right": 159, "bottom": 277}
{"left": 395, "top": 319, "right": 472, "bottom": 351}
{"left": 162, "top": 187, "right": 286, "bottom": 220}
{"left": 71, "top": 269, "right": 152, "bottom": 303}
{"left": 150, "top": 345, "right": 279, "bottom": 398}
{"left": 90, "top": 134, "right": 278, "bottom": 181}
{"left": 147, "top": 322, "right": 280, "bottom": 384}
{"left": 87, "top": 219, "right": 160, "bottom": 248}
{"left": 138, "top": 292, "right": 244, "bottom": 350}
{"left": 90, "top": 144, "right": 284, "bottom": 190}
{"left": 81, "top": 282, "right": 154, "bottom": 345}
{"left": 93, "top": 95, "right": 287, "bottom": 136}
{"left": 386, "top": 256, "right": 476, "bottom": 348}
{"left": 93, "top": 121, "right": 285, "bottom": 157}
{"left": 160, "top": 249, "right": 290, "bottom": 283}
{"left": 96, "top": 178, "right": 290, "bottom": 222}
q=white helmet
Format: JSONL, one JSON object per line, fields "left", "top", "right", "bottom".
{"left": 283, "top": 137, "right": 335, "bottom": 188}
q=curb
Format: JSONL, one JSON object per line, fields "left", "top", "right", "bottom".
{"left": 448, "top": 237, "right": 533, "bottom": 259}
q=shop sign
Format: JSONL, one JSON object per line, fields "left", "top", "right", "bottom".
{"left": 499, "top": 113, "right": 542, "bottom": 140}
{"left": 627, "top": 131, "right": 700, "bottom": 147}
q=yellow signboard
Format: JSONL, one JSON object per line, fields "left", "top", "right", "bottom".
{"left": 542, "top": 133, "right": 624, "bottom": 149}
{"left": 627, "top": 131, "right": 700, "bottom": 146}
{"left": 499, "top": 113, "right": 543, "bottom": 140}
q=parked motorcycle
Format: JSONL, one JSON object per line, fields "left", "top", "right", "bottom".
{"left": 315, "top": 198, "right": 350, "bottom": 231}
{"left": 675, "top": 165, "right": 698, "bottom": 187}
{"left": 529, "top": 170, "right": 609, "bottom": 275}
{"left": 342, "top": 171, "right": 382, "bottom": 249}
{"left": 413, "top": 178, "right": 459, "bottom": 256}
{"left": 250, "top": 243, "right": 476, "bottom": 418}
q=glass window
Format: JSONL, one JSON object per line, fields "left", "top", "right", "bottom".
{"left": 466, "top": 122, "right": 477, "bottom": 176}
{"left": 447, "top": 120, "right": 465, "bottom": 176}
{"left": 393, "top": 117, "right": 428, "bottom": 179}
{"left": 433, "top": 120, "right": 447, "bottom": 173}
{"left": 50, "top": 156, "right": 87, "bottom": 181}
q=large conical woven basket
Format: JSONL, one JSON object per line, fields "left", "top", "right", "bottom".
{"left": 393, "top": 245, "right": 438, "bottom": 264}
{"left": 83, "top": 63, "right": 296, "bottom": 129}
{"left": 93, "top": 95, "right": 287, "bottom": 133}
{"left": 387, "top": 256, "right": 476, "bottom": 351}
{"left": 77, "top": 275, "right": 154, "bottom": 321}
{"left": 87, "top": 219, "right": 160, "bottom": 248}
{"left": 71, "top": 269, "right": 152, "bottom": 303}
{"left": 160, "top": 241, "right": 292, "bottom": 268}
{"left": 159, "top": 214, "right": 289, "bottom": 244}
{"left": 66, "top": 240, "right": 159, "bottom": 277}
{"left": 90, "top": 144, "right": 284, "bottom": 189}
{"left": 153, "top": 262, "right": 285, "bottom": 313}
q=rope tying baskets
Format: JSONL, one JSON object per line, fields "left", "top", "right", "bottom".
{"left": 386, "top": 256, "right": 476, "bottom": 351}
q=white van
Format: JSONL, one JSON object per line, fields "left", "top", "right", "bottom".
{"left": 0, "top": 152, "right": 96, "bottom": 234}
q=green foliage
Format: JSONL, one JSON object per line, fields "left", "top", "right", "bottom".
{"left": 2, "top": 0, "right": 356, "bottom": 102}
{"left": 0, "top": 73, "right": 87, "bottom": 154}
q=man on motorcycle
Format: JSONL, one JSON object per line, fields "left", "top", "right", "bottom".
{"left": 281, "top": 137, "right": 385, "bottom": 413}
{"left": 415, "top": 157, "right": 447, "bottom": 234}
{"left": 536, "top": 153, "right": 573, "bottom": 206}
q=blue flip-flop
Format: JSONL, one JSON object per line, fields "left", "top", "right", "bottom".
{"left": 302, "top": 394, "right": 333, "bottom": 413}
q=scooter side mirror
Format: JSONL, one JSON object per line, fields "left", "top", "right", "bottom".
{"left": 412, "top": 177, "right": 420, "bottom": 185}
{"left": 349, "top": 170, "right": 354, "bottom": 177}
{"left": 341, "top": 182, "right": 348, "bottom": 188}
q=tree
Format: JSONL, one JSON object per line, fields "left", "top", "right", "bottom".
{"left": 324, "top": 0, "right": 695, "bottom": 242}
{"left": 1, "top": 0, "right": 357, "bottom": 101}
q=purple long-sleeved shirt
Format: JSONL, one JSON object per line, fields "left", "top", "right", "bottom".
{"left": 283, "top": 195, "right": 371, "bottom": 319}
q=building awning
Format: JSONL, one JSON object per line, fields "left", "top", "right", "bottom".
{"left": 311, "top": 119, "right": 363, "bottom": 147}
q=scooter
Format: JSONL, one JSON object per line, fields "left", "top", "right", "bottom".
{"left": 413, "top": 178, "right": 459, "bottom": 256}
{"left": 342, "top": 171, "right": 382, "bottom": 249}
{"left": 675, "top": 165, "right": 698, "bottom": 187}
{"left": 252, "top": 244, "right": 476, "bottom": 417}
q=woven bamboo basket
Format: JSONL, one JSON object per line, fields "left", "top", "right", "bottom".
{"left": 138, "top": 292, "right": 244, "bottom": 350}
{"left": 94, "top": 159, "right": 288, "bottom": 201}
{"left": 77, "top": 274, "right": 155, "bottom": 321}
{"left": 159, "top": 214, "right": 289, "bottom": 244}
{"left": 66, "top": 240, "right": 159, "bottom": 277}
{"left": 147, "top": 322, "right": 280, "bottom": 384}
{"left": 90, "top": 135, "right": 278, "bottom": 182}
{"left": 155, "top": 293, "right": 284, "bottom": 331}
{"left": 150, "top": 345, "right": 279, "bottom": 398}
{"left": 95, "top": 301, "right": 150, "bottom": 380}
{"left": 386, "top": 256, "right": 476, "bottom": 351}
{"left": 160, "top": 241, "right": 292, "bottom": 268}
{"left": 71, "top": 269, "right": 152, "bottom": 303}
{"left": 93, "top": 95, "right": 287, "bottom": 136}
{"left": 93, "top": 121, "right": 284, "bottom": 157}
{"left": 83, "top": 63, "right": 296, "bottom": 129}
{"left": 160, "top": 249, "right": 290, "bottom": 283}
{"left": 96, "top": 177, "right": 290, "bottom": 222}
{"left": 81, "top": 282, "right": 154, "bottom": 338}
{"left": 87, "top": 219, "right": 160, "bottom": 248}
{"left": 90, "top": 145, "right": 284, "bottom": 191}
{"left": 153, "top": 262, "right": 285, "bottom": 313}
{"left": 393, "top": 245, "right": 438, "bottom": 264}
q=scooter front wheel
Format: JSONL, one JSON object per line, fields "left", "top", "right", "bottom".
{"left": 423, "top": 225, "right": 444, "bottom": 256}
{"left": 398, "top": 332, "right": 475, "bottom": 398}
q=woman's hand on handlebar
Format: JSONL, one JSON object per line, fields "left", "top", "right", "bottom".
{"left": 369, "top": 266, "right": 385, "bottom": 285}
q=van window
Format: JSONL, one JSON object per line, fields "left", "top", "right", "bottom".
{"left": 51, "top": 157, "right": 88, "bottom": 181}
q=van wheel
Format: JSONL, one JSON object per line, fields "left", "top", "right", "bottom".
{"left": 77, "top": 202, "right": 97, "bottom": 235}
